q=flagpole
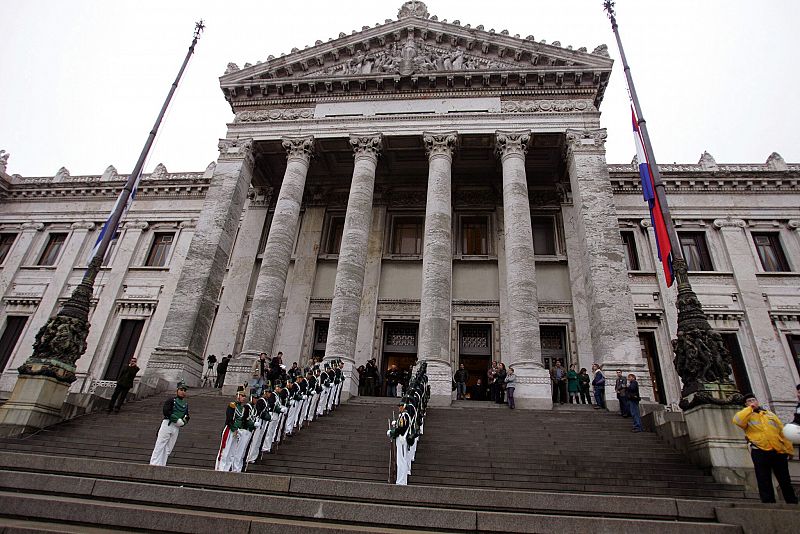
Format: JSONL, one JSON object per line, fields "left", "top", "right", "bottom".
{"left": 17, "top": 20, "right": 205, "bottom": 385}
{"left": 602, "top": 2, "right": 740, "bottom": 409}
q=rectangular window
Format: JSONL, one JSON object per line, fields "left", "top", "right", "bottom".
{"left": 679, "top": 232, "right": 713, "bottom": 271}
{"left": 38, "top": 233, "right": 67, "bottom": 266}
{"left": 531, "top": 217, "right": 556, "bottom": 256}
{"left": 101, "top": 232, "right": 120, "bottom": 267}
{"left": 0, "top": 316, "right": 28, "bottom": 372}
{"left": 752, "top": 233, "right": 790, "bottom": 272}
{"left": 0, "top": 233, "right": 17, "bottom": 264}
{"left": 721, "top": 333, "right": 751, "bottom": 394}
{"left": 145, "top": 232, "right": 174, "bottom": 267}
{"left": 620, "top": 231, "right": 640, "bottom": 271}
{"left": 788, "top": 334, "right": 800, "bottom": 378}
{"left": 324, "top": 216, "right": 346, "bottom": 255}
{"left": 639, "top": 332, "right": 666, "bottom": 404}
{"left": 460, "top": 215, "right": 489, "bottom": 255}
{"left": 391, "top": 216, "right": 424, "bottom": 255}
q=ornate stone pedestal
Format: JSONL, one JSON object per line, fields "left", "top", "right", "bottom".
{"left": 425, "top": 360, "right": 454, "bottom": 406}
{"left": 509, "top": 363, "right": 553, "bottom": 410}
{"left": 684, "top": 404, "right": 755, "bottom": 489}
{"left": 0, "top": 375, "right": 70, "bottom": 437}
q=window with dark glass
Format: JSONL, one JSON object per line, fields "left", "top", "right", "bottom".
{"left": 752, "top": 233, "right": 790, "bottom": 272}
{"left": 391, "top": 216, "right": 424, "bottom": 255}
{"left": 101, "top": 232, "right": 121, "bottom": 266}
{"left": 461, "top": 216, "right": 489, "bottom": 255}
{"left": 325, "top": 216, "right": 345, "bottom": 255}
{"left": 145, "top": 232, "right": 174, "bottom": 267}
{"left": 0, "top": 233, "right": 17, "bottom": 264}
{"left": 679, "top": 232, "right": 713, "bottom": 271}
{"left": 620, "top": 231, "right": 640, "bottom": 270}
{"left": 531, "top": 217, "right": 556, "bottom": 255}
{"left": 788, "top": 334, "right": 800, "bottom": 377}
{"left": 37, "top": 233, "right": 67, "bottom": 266}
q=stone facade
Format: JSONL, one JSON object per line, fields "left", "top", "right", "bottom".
{"left": 0, "top": 3, "right": 798, "bottom": 414}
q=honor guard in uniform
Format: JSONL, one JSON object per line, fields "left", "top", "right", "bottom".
{"left": 274, "top": 379, "right": 290, "bottom": 444}
{"left": 310, "top": 366, "right": 324, "bottom": 420}
{"left": 294, "top": 374, "right": 309, "bottom": 431}
{"left": 333, "top": 359, "right": 344, "bottom": 407}
{"left": 283, "top": 378, "right": 299, "bottom": 437}
{"left": 149, "top": 381, "right": 190, "bottom": 466}
{"left": 317, "top": 364, "right": 332, "bottom": 417}
{"left": 246, "top": 385, "right": 273, "bottom": 464}
{"left": 216, "top": 386, "right": 254, "bottom": 472}
{"left": 262, "top": 381, "right": 286, "bottom": 454}
{"left": 325, "top": 362, "right": 338, "bottom": 413}
{"left": 303, "top": 370, "right": 317, "bottom": 424}
{"left": 388, "top": 401, "right": 412, "bottom": 485}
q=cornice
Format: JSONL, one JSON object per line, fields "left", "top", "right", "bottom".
{"left": 4, "top": 175, "right": 211, "bottom": 202}
{"left": 610, "top": 171, "right": 800, "bottom": 195}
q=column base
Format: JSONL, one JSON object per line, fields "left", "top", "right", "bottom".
{"left": 221, "top": 353, "right": 260, "bottom": 396}
{"left": 0, "top": 374, "right": 70, "bottom": 437}
{"left": 509, "top": 363, "right": 553, "bottom": 410}
{"left": 422, "top": 360, "right": 453, "bottom": 407}
{"left": 140, "top": 347, "right": 203, "bottom": 397}
{"left": 684, "top": 404, "right": 756, "bottom": 490}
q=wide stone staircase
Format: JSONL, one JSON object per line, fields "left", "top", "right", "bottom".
{"left": 0, "top": 389, "right": 797, "bottom": 533}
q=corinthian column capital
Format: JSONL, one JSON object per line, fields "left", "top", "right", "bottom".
{"left": 423, "top": 131, "right": 459, "bottom": 160}
{"left": 282, "top": 135, "right": 315, "bottom": 163}
{"left": 349, "top": 133, "right": 383, "bottom": 162}
{"left": 218, "top": 138, "right": 254, "bottom": 163}
{"left": 565, "top": 128, "right": 607, "bottom": 158}
{"left": 495, "top": 130, "right": 531, "bottom": 160}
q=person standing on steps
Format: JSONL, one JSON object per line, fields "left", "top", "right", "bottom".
{"left": 615, "top": 370, "right": 630, "bottom": 418}
{"left": 550, "top": 360, "right": 567, "bottom": 405}
{"left": 627, "top": 374, "right": 643, "bottom": 432}
{"left": 149, "top": 381, "right": 190, "bottom": 466}
{"left": 732, "top": 392, "right": 798, "bottom": 504}
{"left": 591, "top": 363, "right": 606, "bottom": 409}
{"left": 215, "top": 354, "right": 232, "bottom": 388}
{"left": 495, "top": 363, "right": 507, "bottom": 405}
{"left": 567, "top": 363, "right": 580, "bottom": 404}
{"left": 578, "top": 367, "right": 592, "bottom": 405}
{"left": 108, "top": 357, "right": 139, "bottom": 413}
{"left": 246, "top": 384, "right": 272, "bottom": 464}
{"left": 386, "top": 365, "right": 401, "bottom": 397}
{"left": 454, "top": 363, "right": 468, "bottom": 400}
{"left": 250, "top": 352, "right": 268, "bottom": 395}
{"left": 216, "top": 386, "right": 253, "bottom": 472}
{"left": 505, "top": 367, "right": 516, "bottom": 409}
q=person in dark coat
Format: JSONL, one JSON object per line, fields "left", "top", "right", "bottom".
{"left": 215, "top": 355, "right": 232, "bottom": 388}
{"left": 578, "top": 368, "right": 592, "bottom": 405}
{"left": 627, "top": 374, "right": 643, "bottom": 432}
{"left": 495, "top": 363, "right": 507, "bottom": 404}
{"left": 108, "top": 357, "right": 139, "bottom": 413}
{"left": 469, "top": 379, "right": 486, "bottom": 401}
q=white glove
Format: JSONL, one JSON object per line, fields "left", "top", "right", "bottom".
{"left": 386, "top": 430, "right": 392, "bottom": 437}
{"left": 281, "top": 406, "right": 288, "bottom": 414}
{"left": 175, "top": 418, "right": 185, "bottom": 427}
{"left": 254, "top": 420, "right": 262, "bottom": 429}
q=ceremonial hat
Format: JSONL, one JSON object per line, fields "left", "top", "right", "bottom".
{"left": 236, "top": 385, "right": 247, "bottom": 396}
{"left": 743, "top": 392, "right": 756, "bottom": 402}
{"left": 274, "top": 379, "right": 284, "bottom": 388}
{"left": 176, "top": 380, "right": 188, "bottom": 391}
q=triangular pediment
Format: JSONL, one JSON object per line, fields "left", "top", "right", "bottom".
{"left": 220, "top": 2, "right": 612, "bottom": 87}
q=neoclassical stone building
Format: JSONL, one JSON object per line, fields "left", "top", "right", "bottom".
{"left": 0, "top": 2, "right": 798, "bottom": 412}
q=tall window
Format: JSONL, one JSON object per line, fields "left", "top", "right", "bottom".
{"left": 324, "top": 216, "right": 345, "bottom": 255}
{"left": 460, "top": 215, "right": 489, "bottom": 255}
{"left": 679, "top": 232, "right": 713, "bottom": 271}
{"left": 0, "top": 316, "right": 28, "bottom": 372}
{"left": 788, "top": 334, "right": 800, "bottom": 378}
{"left": 721, "top": 333, "right": 751, "bottom": 394}
{"left": 620, "top": 231, "right": 640, "bottom": 270}
{"left": 145, "top": 232, "right": 174, "bottom": 267}
{"left": 752, "top": 233, "right": 790, "bottom": 272}
{"left": 38, "top": 233, "right": 67, "bottom": 266}
{"left": 531, "top": 217, "right": 556, "bottom": 255}
{"left": 0, "top": 233, "right": 17, "bottom": 264}
{"left": 391, "top": 216, "right": 424, "bottom": 255}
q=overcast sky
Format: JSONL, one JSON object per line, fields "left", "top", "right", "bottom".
{"left": 2, "top": 0, "right": 798, "bottom": 177}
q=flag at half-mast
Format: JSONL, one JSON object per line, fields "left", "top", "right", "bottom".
{"left": 88, "top": 169, "right": 143, "bottom": 261}
{"left": 632, "top": 107, "right": 674, "bottom": 286}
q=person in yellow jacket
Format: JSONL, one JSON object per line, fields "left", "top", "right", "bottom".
{"left": 732, "top": 392, "right": 798, "bottom": 504}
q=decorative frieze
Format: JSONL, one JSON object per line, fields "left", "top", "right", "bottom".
{"left": 713, "top": 218, "right": 747, "bottom": 229}
{"left": 501, "top": 99, "right": 596, "bottom": 113}
{"left": 234, "top": 108, "right": 314, "bottom": 122}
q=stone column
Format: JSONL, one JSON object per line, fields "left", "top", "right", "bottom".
{"left": 141, "top": 138, "right": 254, "bottom": 392}
{"left": 417, "top": 132, "right": 457, "bottom": 405}
{"left": 565, "top": 128, "right": 650, "bottom": 408}
{"left": 325, "top": 134, "right": 382, "bottom": 399}
{"left": 228, "top": 136, "right": 314, "bottom": 390}
{"left": 495, "top": 131, "right": 551, "bottom": 409}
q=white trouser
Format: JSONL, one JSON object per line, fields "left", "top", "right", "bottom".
{"left": 231, "top": 429, "right": 251, "bottom": 472}
{"left": 215, "top": 427, "right": 237, "bottom": 471}
{"left": 410, "top": 437, "right": 418, "bottom": 463}
{"left": 395, "top": 436, "right": 409, "bottom": 485}
{"left": 302, "top": 394, "right": 314, "bottom": 422}
{"left": 284, "top": 402, "right": 297, "bottom": 435}
{"left": 296, "top": 397, "right": 308, "bottom": 427}
{"left": 326, "top": 385, "right": 336, "bottom": 412}
{"left": 317, "top": 388, "right": 330, "bottom": 415}
{"left": 276, "top": 411, "right": 287, "bottom": 443}
{"left": 334, "top": 381, "right": 343, "bottom": 406}
{"left": 309, "top": 393, "right": 321, "bottom": 420}
{"left": 263, "top": 416, "right": 280, "bottom": 452}
{"left": 149, "top": 420, "right": 179, "bottom": 466}
{"left": 246, "top": 423, "right": 268, "bottom": 463}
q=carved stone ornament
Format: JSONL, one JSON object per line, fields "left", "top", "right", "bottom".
{"left": 349, "top": 133, "right": 383, "bottom": 160}
{"left": 501, "top": 100, "right": 596, "bottom": 113}
{"left": 565, "top": 128, "right": 607, "bottom": 156}
{"left": 713, "top": 218, "right": 747, "bottom": 230}
{"left": 218, "top": 138, "right": 254, "bottom": 161}
{"left": 592, "top": 44, "right": 610, "bottom": 57}
{"left": 151, "top": 163, "right": 168, "bottom": 179}
{"left": 0, "top": 149, "right": 10, "bottom": 173}
{"left": 423, "top": 131, "right": 458, "bottom": 159}
{"left": 54, "top": 167, "right": 70, "bottom": 181}
{"left": 698, "top": 151, "right": 718, "bottom": 170}
{"left": 71, "top": 222, "right": 96, "bottom": 231}
{"left": 766, "top": 152, "right": 788, "bottom": 171}
{"left": 282, "top": 135, "right": 315, "bottom": 161}
{"left": 101, "top": 165, "right": 118, "bottom": 181}
{"left": 234, "top": 108, "right": 315, "bottom": 122}
{"left": 494, "top": 131, "right": 530, "bottom": 159}
{"left": 398, "top": 1, "right": 429, "bottom": 19}
{"left": 224, "top": 62, "right": 240, "bottom": 75}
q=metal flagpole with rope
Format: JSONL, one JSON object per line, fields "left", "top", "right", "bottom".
{"left": 12, "top": 21, "right": 205, "bottom": 393}
{"left": 603, "top": 2, "right": 741, "bottom": 408}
